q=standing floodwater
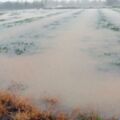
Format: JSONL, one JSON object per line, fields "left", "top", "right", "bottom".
{"left": 0, "top": 8, "right": 120, "bottom": 117}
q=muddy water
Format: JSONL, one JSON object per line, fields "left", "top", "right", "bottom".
{"left": 0, "top": 9, "right": 120, "bottom": 117}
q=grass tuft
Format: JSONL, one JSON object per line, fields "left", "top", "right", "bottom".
{"left": 0, "top": 91, "right": 117, "bottom": 120}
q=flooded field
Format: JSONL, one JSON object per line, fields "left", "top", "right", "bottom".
{"left": 0, "top": 8, "right": 120, "bottom": 117}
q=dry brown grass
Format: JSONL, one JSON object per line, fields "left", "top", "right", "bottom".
{"left": 0, "top": 91, "right": 118, "bottom": 120}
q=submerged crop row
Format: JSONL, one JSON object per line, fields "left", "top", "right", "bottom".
{"left": 97, "top": 10, "right": 120, "bottom": 32}
{"left": 0, "top": 10, "right": 83, "bottom": 56}
{"left": 0, "top": 41, "right": 37, "bottom": 56}
{"left": 0, "top": 11, "right": 65, "bottom": 30}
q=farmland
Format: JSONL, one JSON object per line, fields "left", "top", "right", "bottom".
{"left": 0, "top": 8, "right": 120, "bottom": 117}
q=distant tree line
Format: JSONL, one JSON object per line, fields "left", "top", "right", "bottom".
{"left": 0, "top": 0, "right": 71, "bottom": 10}
{"left": 0, "top": 1, "right": 83, "bottom": 9}
{"left": 0, "top": 1, "right": 44, "bottom": 9}
{"left": 0, "top": 0, "right": 120, "bottom": 10}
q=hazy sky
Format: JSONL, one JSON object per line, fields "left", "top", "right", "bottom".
{"left": 0, "top": 0, "right": 106, "bottom": 2}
